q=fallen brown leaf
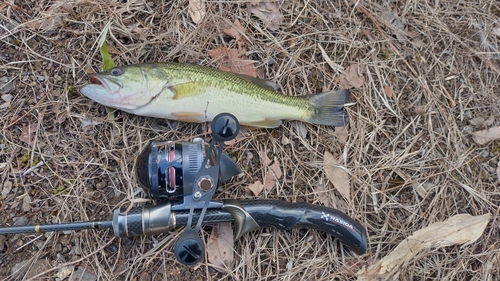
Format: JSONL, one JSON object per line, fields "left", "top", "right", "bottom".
{"left": 247, "top": 181, "right": 264, "bottom": 196}
{"left": 225, "top": 126, "right": 250, "bottom": 146}
{"left": 19, "top": 124, "right": 37, "bottom": 146}
{"left": 492, "top": 27, "right": 500, "bottom": 38}
{"left": 259, "top": 150, "right": 272, "bottom": 165}
{"left": 188, "top": 0, "right": 206, "bottom": 24}
{"left": 339, "top": 64, "right": 365, "bottom": 89}
{"left": 334, "top": 126, "right": 349, "bottom": 144}
{"left": 357, "top": 213, "right": 491, "bottom": 281}
{"left": 471, "top": 126, "right": 500, "bottom": 144}
{"left": 380, "top": 8, "right": 407, "bottom": 41}
{"left": 383, "top": 86, "right": 393, "bottom": 98}
{"left": 248, "top": 2, "right": 282, "bottom": 31}
{"left": 264, "top": 158, "right": 282, "bottom": 191}
{"left": 485, "top": 115, "right": 495, "bottom": 126}
{"left": 223, "top": 19, "right": 245, "bottom": 40}
{"left": 208, "top": 46, "right": 257, "bottom": 77}
{"left": 209, "top": 19, "right": 258, "bottom": 77}
{"left": 206, "top": 223, "right": 234, "bottom": 268}
{"left": 223, "top": 19, "right": 247, "bottom": 59}
{"left": 323, "top": 151, "right": 350, "bottom": 201}
{"left": 106, "top": 44, "right": 121, "bottom": 55}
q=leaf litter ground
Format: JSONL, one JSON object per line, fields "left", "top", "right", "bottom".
{"left": 1, "top": 0, "right": 500, "bottom": 280}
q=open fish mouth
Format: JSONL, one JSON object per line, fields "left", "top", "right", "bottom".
{"left": 87, "top": 75, "right": 120, "bottom": 94}
{"left": 89, "top": 75, "right": 103, "bottom": 85}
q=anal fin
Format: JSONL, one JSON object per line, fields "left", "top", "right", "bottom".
{"left": 247, "top": 119, "right": 282, "bottom": 128}
{"left": 172, "top": 112, "right": 206, "bottom": 123}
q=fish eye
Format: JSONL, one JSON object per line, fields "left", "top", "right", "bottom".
{"left": 110, "top": 68, "right": 123, "bottom": 76}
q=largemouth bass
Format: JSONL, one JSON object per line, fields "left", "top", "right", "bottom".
{"left": 80, "top": 63, "right": 350, "bottom": 128}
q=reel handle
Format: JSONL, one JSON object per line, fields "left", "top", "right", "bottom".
{"left": 174, "top": 112, "right": 240, "bottom": 265}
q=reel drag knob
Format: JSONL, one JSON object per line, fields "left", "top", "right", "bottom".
{"left": 211, "top": 113, "right": 240, "bottom": 141}
{"left": 174, "top": 229, "right": 205, "bottom": 265}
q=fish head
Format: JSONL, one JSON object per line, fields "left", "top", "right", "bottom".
{"left": 80, "top": 65, "right": 167, "bottom": 110}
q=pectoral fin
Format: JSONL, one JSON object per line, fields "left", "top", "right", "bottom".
{"left": 170, "top": 82, "right": 208, "bottom": 100}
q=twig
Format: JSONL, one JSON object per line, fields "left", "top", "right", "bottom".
{"left": 22, "top": 161, "right": 45, "bottom": 176}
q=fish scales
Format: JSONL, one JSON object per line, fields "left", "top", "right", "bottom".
{"left": 80, "top": 63, "right": 350, "bottom": 128}
{"left": 159, "top": 63, "right": 308, "bottom": 106}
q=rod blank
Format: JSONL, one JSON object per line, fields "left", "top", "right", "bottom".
{"left": 0, "top": 221, "right": 113, "bottom": 235}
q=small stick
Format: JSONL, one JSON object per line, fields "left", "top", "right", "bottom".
{"left": 441, "top": 84, "right": 456, "bottom": 107}
{"left": 22, "top": 161, "right": 45, "bottom": 175}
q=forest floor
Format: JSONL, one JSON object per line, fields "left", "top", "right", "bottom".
{"left": 1, "top": 0, "right": 500, "bottom": 280}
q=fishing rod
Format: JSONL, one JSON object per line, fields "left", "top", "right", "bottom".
{"left": 0, "top": 113, "right": 368, "bottom": 265}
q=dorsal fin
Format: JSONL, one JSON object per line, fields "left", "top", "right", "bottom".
{"left": 234, "top": 73, "right": 281, "bottom": 92}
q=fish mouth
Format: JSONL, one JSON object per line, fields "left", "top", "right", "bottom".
{"left": 88, "top": 75, "right": 120, "bottom": 94}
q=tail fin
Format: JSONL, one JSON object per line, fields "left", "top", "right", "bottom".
{"left": 307, "top": 89, "right": 351, "bottom": 127}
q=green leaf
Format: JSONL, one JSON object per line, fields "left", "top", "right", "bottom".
{"left": 100, "top": 41, "right": 116, "bottom": 71}
{"left": 97, "top": 22, "right": 117, "bottom": 120}
{"left": 97, "top": 23, "right": 114, "bottom": 70}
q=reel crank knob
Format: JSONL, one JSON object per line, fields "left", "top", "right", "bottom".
{"left": 174, "top": 229, "right": 205, "bottom": 265}
{"left": 211, "top": 113, "right": 240, "bottom": 141}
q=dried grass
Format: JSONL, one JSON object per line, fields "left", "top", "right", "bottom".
{"left": 1, "top": 0, "right": 500, "bottom": 280}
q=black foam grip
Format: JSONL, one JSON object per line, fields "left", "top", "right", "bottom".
{"left": 171, "top": 200, "right": 367, "bottom": 255}
{"left": 238, "top": 200, "right": 367, "bottom": 255}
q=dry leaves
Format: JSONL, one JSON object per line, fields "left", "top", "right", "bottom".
{"left": 357, "top": 213, "right": 491, "bottom": 281}
{"left": 26, "top": 1, "right": 66, "bottom": 32}
{"left": 248, "top": 151, "right": 282, "bottom": 194}
{"left": 225, "top": 126, "right": 251, "bottom": 146}
{"left": 334, "top": 126, "right": 349, "bottom": 144}
{"left": 264, "top": 160, "right": 282, "bottom": 191}
{"left": 208, "top": 47, "right": 257, "bottom": 77}
{"left": 260, "top": 150, "right": 283, "bottom": 191}
{"left": 247, "top": 181, "right": 264, "bottom": 196}
{"left": 323, "top": 151, "right": 350, "bottom": 201}
{"left": 471, "top": 126, "right": 500, "bottom": 144}
{"left": 209, "top": 20, "right": 257, "bottom": 77}
{"left": 339, "top": 64, "right": 365, "bottom": 89}
{"left": 188, "top": 0, "right": 206, "bottom": 24}
{"left": 206, "top": 223, "right": 234, "bottom": 268}
{"left": 247, "top": 2, "right": 283, "bottom": 31}
{"left": 493, "top": 27, "right": 500, "bottom": 38}
{"left": 19, "top": 124, "right": 37, "bottom": 146}
{"left": 380, "top": 9, "right": 407, "bottom": 41}
{"left": 0, "top": 94, "right": 12, "bottom": 109}
{"left": 223, "top": 19, "right": 245, "bottom": 45}
{"left": 468, "top": 115, "right": 495, "bottom": 128}
{"left": 383, "top": 86, "right": 394, "bottom": 98}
